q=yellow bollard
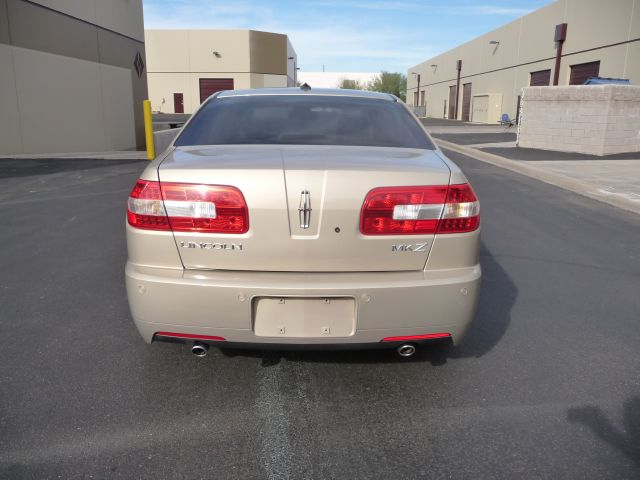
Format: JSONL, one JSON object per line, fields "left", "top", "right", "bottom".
{"left": 143, "top": 99, "right": 155, "bottom": 160}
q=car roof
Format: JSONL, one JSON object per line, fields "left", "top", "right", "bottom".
{"left": 216, "top": 87, "right": 398, "bottom": 101}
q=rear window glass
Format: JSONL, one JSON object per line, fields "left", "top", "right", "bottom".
{"left": 174, "top": 95, "right": 434, "bottom": 149}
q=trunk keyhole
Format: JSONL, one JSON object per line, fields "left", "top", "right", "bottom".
{"left": 334, "top": 227, "right": 341, "bottom": 233}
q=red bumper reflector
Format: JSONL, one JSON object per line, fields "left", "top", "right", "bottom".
{"left": 381, "top": 333, "right": 451, "bottom": 342}
{"left": 156, "top": 332, "right": 226, "bottom": 341}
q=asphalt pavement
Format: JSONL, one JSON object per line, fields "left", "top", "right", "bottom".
{"left": 431, "top": 132, "right": 517, "bottom": 145}
{"left": 420, "top": 118, "right": 469, "bottom": 127}
{"left": 1, "top": 154, "right": 639, "bottom": 479}
{"left": 481, "top": 146, "right": 640, "bottom": 161}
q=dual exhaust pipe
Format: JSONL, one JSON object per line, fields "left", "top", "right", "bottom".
{"left": 190, "top": 342, "right": 416, "bottom": 358}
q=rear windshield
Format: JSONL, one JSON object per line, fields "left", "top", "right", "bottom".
{"left": 174, "top": 95, "right": 434, "bottom": 149}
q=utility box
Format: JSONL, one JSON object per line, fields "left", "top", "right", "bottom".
{"left": 471, "top": 94, "right": 502, "bottom": 123}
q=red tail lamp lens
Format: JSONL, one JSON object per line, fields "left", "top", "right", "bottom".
{"left": 127, "top": 180, "right": 248, "bottom": 233}
{"left": 360, "top": 184, "right": 479, "bottom": 235}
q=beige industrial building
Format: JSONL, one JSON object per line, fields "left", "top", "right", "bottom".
{"left": 407, "top": 0, "right": 640, "bottom": 123}
{"left": 1, "top": 0, "right": 148, "bottom": 154}
{"left": 145, "top": 30, "right": 297, "bottom": 114}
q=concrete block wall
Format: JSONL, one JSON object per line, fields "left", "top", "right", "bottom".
{"left": 153, "top": 128, "right": 179, "bottom": 157}
{"left": 518, "top": 85, "right": 640, "bottom": 156}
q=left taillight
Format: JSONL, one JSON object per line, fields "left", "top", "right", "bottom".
{"left": 127, "top": 180, "right": 248, "bottom": 234}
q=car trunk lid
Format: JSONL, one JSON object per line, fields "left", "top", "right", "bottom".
{"left": 158, "top": 145, "right": 451, "bottom": 272}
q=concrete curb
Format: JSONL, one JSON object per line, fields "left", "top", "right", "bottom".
{"left": 435, "top": 138, "right": 640, "bottom": 215}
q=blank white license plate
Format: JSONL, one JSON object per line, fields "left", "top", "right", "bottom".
{"left": 253, "top": 297, "right": 356, "bottom": 338}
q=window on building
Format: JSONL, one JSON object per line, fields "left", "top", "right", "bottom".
{"left": 569, "top": 61, "right": 600, "bottom": 85}
{"left": 530, "top": 69, "right": 551, "bottom": 86}
{"left": 413, "top": 91, "right": 419, "bottom": 106}
{"left": 420, "top": 91, "right": 425, "bottom": 106}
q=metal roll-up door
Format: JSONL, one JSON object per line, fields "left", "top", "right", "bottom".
{"left": 462, "top": 83, "right": 472, "bottom": 121}
{"left": 199, "top": 78, "right": 235, "bottom": 103}
{"left": 471, "top": 95, "right": 489, "bottom": 123}
{"left": 530, "top": 69, "right": 551, "bottom": 86}
{"left": 448, "top": 85, "right": 457, "bottom": 119}
{"left": 569, "top": 61, "right": 600, "bottom": 85}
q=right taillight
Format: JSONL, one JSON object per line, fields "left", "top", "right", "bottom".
{"left": 127, "top": 180, "right": 171, "bottom": 231}
{"left": 437, "top": 183, "right": 480, "bottom": 234}
{"left": 127, "top": 180, "right": 248, "bottom": 234}
{"left": 360, "top": 183, "right": 479, "bottom": 235}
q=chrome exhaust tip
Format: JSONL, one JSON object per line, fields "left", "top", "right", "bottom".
{"left": 191, "top": 343, "right": 209, "bottom": 357}
{"left": 397, "top": 344, "right": 416, "bottom": 357}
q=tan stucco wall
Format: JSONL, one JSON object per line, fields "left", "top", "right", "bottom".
{"left": 145, "top": 30, "right": 252, "bottom": 74}
{"left": 0, "top": 44, "right": 23, "bottom": 154}
{"left": 0, "top": 0, "right": 146, "bottom": 154}
{"left": 30, "top": 0, "right": 145, "bottom": 42}
{"left": 408, "top": 0, "right": 640, "bottom": 123}
{"left": 145, "top": 29, "right": 295, "bottom": 113}
{"left": 249, "top": 31, "right": 287, "bottom": 75}
{"left": 286, "top": 38, "right": 297, "bottom": 86}
{"left": 6, "top": 45, "right": 136, "bottom": 153}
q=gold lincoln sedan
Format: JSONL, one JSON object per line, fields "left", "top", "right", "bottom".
{"left": 125, "top": 87, "right": 480, "bottom": 357}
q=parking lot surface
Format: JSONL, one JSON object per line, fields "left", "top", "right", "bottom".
{"left": 431, "top": 132, "right": 517, "bottom": 145}
{"left": 1, "top": 154, "right": 639, "bottom": 479}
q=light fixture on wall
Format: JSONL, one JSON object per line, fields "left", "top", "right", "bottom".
{"left": 430, "top": 64, "right": 437, "bottom": 72}
{"left": 212, "top": 51, "right": 221, "bottom": 58}
{"left": 489, "top": 40, "right": 500, "bottom": 45}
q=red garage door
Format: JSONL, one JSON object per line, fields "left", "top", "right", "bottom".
{"left": 461, "top": 83, "right": 472, "bottom": 122}
{"left": 199, "top": 78, "right": 234, "bottom": 103}
{"left": 530, "top": 69, "right": 551, "bottom": 86}
{"left": 448, "top": 85, "right": 457, "bottom": 119}
{"left": 569, "top": 61, "right": 600, "bottom": 85}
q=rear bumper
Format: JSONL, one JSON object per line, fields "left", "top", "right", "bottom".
{"left": 154, "top": 334, "right": 453, "bottom": 351}
{"left": 125, "top": 262, "right": 481, "bottom": 347}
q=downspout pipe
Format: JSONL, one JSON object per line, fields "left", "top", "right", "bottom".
{"left": 553, "top": 23, "right": 568, "bottom": 85}
{"left": 454, "top": 60, "right": 462, "bottom": 120}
